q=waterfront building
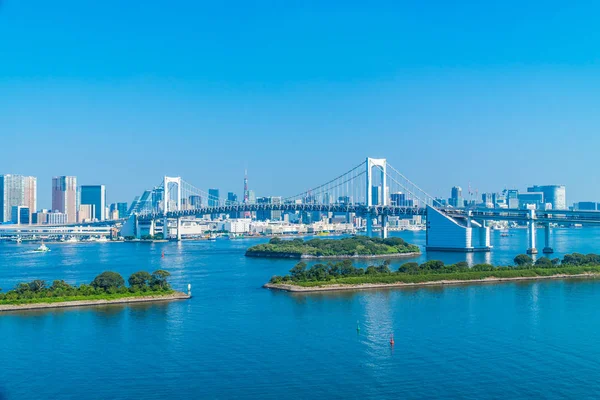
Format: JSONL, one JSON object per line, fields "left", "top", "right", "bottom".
{"left": 52, "top": 176, "right": 77, "bottom": 223}
{"left": 527, "top": 185, "right": 566, "bottom": 210}
{"left": 256, "top": 197, "right": 271, "bottom": 221}
{"left": 109, "top": 202, "right": 128, "bottom": 219}
{"left": 11, "top": 206, "right": 30, "bottom": 224}
{"left": 481, "top": 193, "right": 494, "bottom": 208}
{"left": 80, "top": 185, "right": 106, "bottom": 221}
{"left": 208, "top": 189, "right": 220, "bottom": 207}
{"left": 227, "top": 192, "right": 239, "bottom": 218}
{"left": 518, "top": 192, "right": 544, "bottom": 210}
{"left": 189, "top": 195, "right": 202, "bottom": 208}
{"left": 505, "top": 189, "right": 519, "bottom": 209}
{"left": 32, "top": 210, "right": 49, "bottom": 225}
{"left": 371, "top": 185, "right": 382, "bottom": 205}
{"left": 151, "top": 187, "right": 164, "bottom": 213}
{"left": 77, "top": 204, "right": 95, "bottom": 223}
{"left": 247, "top": 190, "right": 256, "bottom": 204}
{"left": 338, "top": 196, "right": 351, "bottom": 204}
{"left": 434, "top": 197, "right": 447, "bottom": 207}
{"left": 47, "top": 211, "right": 68, "bottom": 225}
{"left": 391, "top": 192, "right": 405, "bottom": 206}
{"left": 0, "top": 175, "right": 37, "bottom": 223}
{"left": 116, "top": 202, "right": 128, "bottom": 218}
{"left": 574, "top": 201, "right": 597, "bottom": 211}
{"left": 449, "top": 186, "right": 463, "bottom": 208}
{"left": 492, "top": 192, "right": 506, "bottom": 208}
{"left": 227, "top": 192, "right": 238, "bottom": 204}
{"left": 271, "top": 196, "right": 282, "bottom": 221}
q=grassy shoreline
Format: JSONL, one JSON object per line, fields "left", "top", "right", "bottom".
{"left": 264, "top": 272, "right": 600, "bottom": 292}
{"left": 266, "top": 257, "right": 600, "bottom": 292}
{"left": 0, "top": 291, "right": 190, "bottom": 312}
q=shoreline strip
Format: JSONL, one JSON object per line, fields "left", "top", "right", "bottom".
{"left": 0, "top": 292, "right": 190, "bottom": 312}
{"left": 264, "top": 273, "right": 600, "bottom": 293}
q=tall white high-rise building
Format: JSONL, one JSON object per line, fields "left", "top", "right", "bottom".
{"left": 52, "top": 176, "right": 77, "bottom": 223}
{"left": 0, "top": 175, "right": 37, "bottom": 223}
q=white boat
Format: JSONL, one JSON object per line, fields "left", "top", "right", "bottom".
{"left": 14, "top": 237, "right": 22, "bottom": 244}
{"left": 34, "top": 242, "right": 50, "bottom": 252}
{"left": 66, "top": 237, "right": 78, "bottom": 243}
{"left": 97, "top": 236, "right": 108, "bottom": 242}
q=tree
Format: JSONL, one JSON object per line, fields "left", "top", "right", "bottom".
{"left": 420, "top": 260, "right": 444, "bottom": 270}
{"left": 535, "top": 257, "right": 553, "bottom": 267}
{"left": 15, "top": 283, "right": 30, "bottom": 294}
{"left": 398, "top": 262, "right": 419, "bottom": 274}
{"left": 471, "top": 263, "right": 494, "bottom": 272}
{"left": 50, "top": 280, "right": 73, "bottom": 291}
{"left": 28, "top": 280, "right": 46, "bottom": 292}
{"left": 454, "top": 261, "right": 469, "bottom": 270}
{"left": 91, "top": 271, "right": 125, "bottom": 291}
{"left": 128, "top": 271, "right": 152, "bottom": 288}
{"left": 365, "top": 266, "right": 378, "bottom": 275}
{"left": 289, "top": 262, "right": 307, "bottom": 281}
{"left": 269, "top": 237, "right": 282, "bottom": 245}
{"left": 514, "top": 254, "right": 533, "bottom": 267}
{"left": 151, "top": 270, "right": 171, "bottom": 289}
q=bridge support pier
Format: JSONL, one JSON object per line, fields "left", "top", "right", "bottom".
{"left": 527, "top": 209, "right": 538, "bottom": 255}
{"left": 164, "top": 217, "right": 169, "bottom": 240}
{"left": 381, "top": 216, "right": 388, "bottom": 239}
{"left": 134, "top": 216, "right": 140, "bottom": 239}
{"left": 366, "top": 215, "right": 373, "bottom": 237}
{"left": 543, "top": 223, "right": 553, "bottom": 254}
{"left": 176, "top": 217, "right": 182, "bottom": 241}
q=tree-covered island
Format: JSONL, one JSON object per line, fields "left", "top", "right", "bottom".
{"left": 266, "top": 253, "right": 600, "bottom": 291}
{"left": 0, "top": 270, "right": 189, "bottom": 310}
{"left": 246, "top": 236, "right": 420, "bottom": 259}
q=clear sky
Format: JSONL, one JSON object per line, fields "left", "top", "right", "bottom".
{"left": 2, "top": 1, "right": 600, "bottom": 208}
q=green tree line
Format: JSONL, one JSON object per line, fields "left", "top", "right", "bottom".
{"left": 247, "top": 236, "right": 420, "bottom": 257}
{"left": 269, "top": 253, "right": 600, "bottom": 284}
{"left": 0, "top": 270, "right": 172, "bottom": 303}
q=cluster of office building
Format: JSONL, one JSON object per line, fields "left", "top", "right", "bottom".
{"left": 0, "top": 174, "right": 129, "bottom": 225}
{"left": 440, "top": 185, "right": 568, "bottom": 211}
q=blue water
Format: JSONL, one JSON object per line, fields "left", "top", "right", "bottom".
{"left": 2, "top": 229, "right": 600, "bottom": 399}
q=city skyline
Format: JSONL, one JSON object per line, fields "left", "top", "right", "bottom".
{"left": 0, "top": 166, "right": 584, "bottom": 222}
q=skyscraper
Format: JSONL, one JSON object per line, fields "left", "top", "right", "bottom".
{"left": 80, "top": 185, "right": 106, "bottom": 221}
{"left": 208, "top": 189, "right": 220, "bottom": 207}
{"left": 449, "top": 186, "right": 463, "bottom": 208}
{"left": 0, "top": 175, "right": 37, "bottom": 223}
{"left": 527, "top": 185, "right": 567, "bottom": 210}
{"left": 227, "top": 192, "right": 238, "bottom": 204}
{"left": 52, "top": 176, "right": 77, "bottom": 223}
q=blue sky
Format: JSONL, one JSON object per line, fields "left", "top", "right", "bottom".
{"left": 2, "top": 1, "right": 600, "bottom": 207}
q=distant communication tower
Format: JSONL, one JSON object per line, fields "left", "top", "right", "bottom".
{"left": 243, "top": 169, "right": 251, "bottom": 218}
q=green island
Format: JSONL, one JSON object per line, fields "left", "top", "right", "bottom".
{"left": 246, "top": 236, "right": 420, "bottom": 259}
{"left": 0, "top": 269, "right": 189, "bottom": 311}
{"left": 265, "top": 253, "right": 600, "bottom": 292}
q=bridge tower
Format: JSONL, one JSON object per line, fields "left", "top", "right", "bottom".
{"left": 366, "top": 158, "right": 388, "bottom": 238}
{"left": 163, "top": 177, "right": 182, "bottom": 240}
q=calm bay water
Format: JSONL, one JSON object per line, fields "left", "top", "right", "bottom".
{"left": 2, "top": 228, "right": 600, "bottom": 399}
